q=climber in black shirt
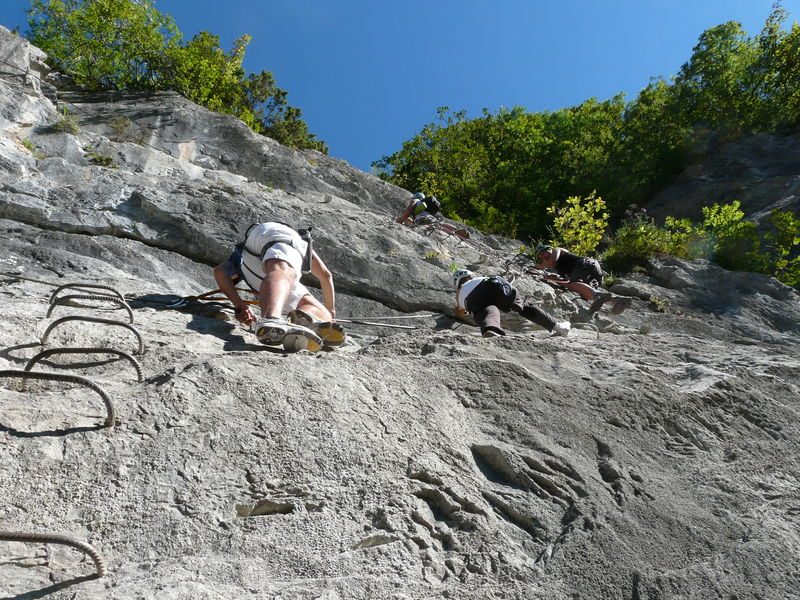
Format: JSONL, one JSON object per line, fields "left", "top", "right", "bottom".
{"left": 532, "top": 244, "right": 631, "bottom": 314}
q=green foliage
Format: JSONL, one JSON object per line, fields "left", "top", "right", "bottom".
{"left": 602, "top": 200, "right": 800, "bottom": 289}
{"left": 109, "top": 115, "right": 132, "bottom": 140}
{"left": 28, "top": 0, "right": 179, "bottom": 90}
{"left": 700, "top": 201, "right": 761, "bottom": 271}
{"left": 84, "top": 146, "right": 115, "bottom": 167}
{"left": 547, "top": 191, "right": 609, "bottom": 256}
{"left": 376, "top": 7, "right": 800, "bottom": 239}
{"left": 764, "top": 209, "right": 800, "bottom": 287}
{"left": 26, "top": 0, "right": 325, "bottom": 151}
{"left": 649, "top": 296, "right": 669, "bottom": 313}
{"left": 602, "top": 271, "right": 618, "bottom": 288}
{"left": 603, "top": 214, "right": 697, "bottom": 273}
{"left": 21, "top": 138, "right": 45, "bottom": 159}
{"left": 375, "top": 100, "right": 624, "bottom": 238}
{"left": 51, "top": 107, "right": 79, "bottom": 134}
{"left": 108, "top": 115, "right": 147, "bottom": 144}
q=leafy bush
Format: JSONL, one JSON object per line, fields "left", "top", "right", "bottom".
{"left": 700, "top": 201, "right": 761, "bottom": 272}
{"left": 602, "top": 210, "right": 698, "bottom": 273}
{"left": 764, "top": 210, "right": 800, "bottom": 287}
{"left": 109, "top": 116, "right": 132, "bottom": 140}
{"left": 547, "top": 191, "right": 609, "bottom": 256}
{"left": 85, "top": 150, "right": 116, "bottom": 168}
{"left": 602, "top": 200, "right": 800, "bottom": 289}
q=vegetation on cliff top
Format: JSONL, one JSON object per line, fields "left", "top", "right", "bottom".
{"left": 375, "top": 7, "right": 800, "bottom": 238}
{"left": 25, "top": 0, "right": 327, "bottom": 152}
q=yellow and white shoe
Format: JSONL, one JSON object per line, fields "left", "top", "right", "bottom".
{"left": 282, "top": 323, "right": 324, "bottom": 353}
{"left": 288, "top": 309, "right": 347, "bottom": 347}
{"left": 254, "top": 317, "right": 289, "bottom": 345}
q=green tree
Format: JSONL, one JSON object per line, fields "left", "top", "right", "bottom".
{"left": 26, "top": 0, "right": 326, "bottom": 151}
{"left": 376, "top": 7, "right": 800, "bottom": 241}
{"left": 28, "top": 0, "right": 179, "bottom": 90}
{"left": 375, "top": 98, "right": 625, "bottom": 239}
{"left": 165, "top": 32, "right": 255, "bottom": 124}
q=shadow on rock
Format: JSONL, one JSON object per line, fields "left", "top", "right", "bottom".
{"left": 5, "top": 573, "right": 100, "bottom": 600}
{"left": 0, "top": 342, "right": 41, "bottom": 366}
{"left": 0, "top": 422, "right": 105, "bottom": 438}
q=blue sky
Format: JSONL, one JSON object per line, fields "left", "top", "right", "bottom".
{"left": 1, "top": 1, "right": 798, "bottom": 171}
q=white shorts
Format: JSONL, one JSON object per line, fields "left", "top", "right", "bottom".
{"left": 262, "top": 242, "right": 309, "bottom": 312}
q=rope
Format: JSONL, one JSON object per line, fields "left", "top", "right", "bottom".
{"left": 42, "top": 316, "right": 144, "bottom": 355}
{"left": 0, "top": 369, "right": 116, "bottom": 428}
{"left": 47, "top": 294, "right": 135, "bottom": 323}
{"left": 24, "top": 347, "right": 143, "bottom": 382}
{"left": 0, "top": 530, "right": 106, "bottom": 578}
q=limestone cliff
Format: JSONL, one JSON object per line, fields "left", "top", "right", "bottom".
{"left": 2, "top": 28, "right": 800, "bottom": 600}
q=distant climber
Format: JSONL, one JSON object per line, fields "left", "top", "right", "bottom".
{"left": 453, "top": 269, "right": 570, "bottom": 337}
{"left": 396, "top": 192, "right": 441, "bottom": 226}
{"left": 396, "top": 192, "right": 469, "bottom": 238}
{"left": 213, "top": 222, "right": 345, "bottom": 352}
{"left": 531, "top": 244, "right": 631, "bottom": 314}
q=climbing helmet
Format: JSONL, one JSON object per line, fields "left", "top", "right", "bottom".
{"left": 534, "top": 243, "right": 553, "bottom": 259}
{"left": 452, "top": 269, "right": 474, "bottom": 288}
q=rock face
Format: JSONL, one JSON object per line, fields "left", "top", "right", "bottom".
{"left": 647, "top": 127, "right": 800, "bottom": 224}
{"left": 2, "top": 28, "right": 800, "bottom": 599}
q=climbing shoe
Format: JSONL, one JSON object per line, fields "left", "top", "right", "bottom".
{"left": 610, "top": 297, "right": 633, "bottom": 315}
{"left": 287, "top": 309, "right": 347, "bottom": 347}
{"left": 254, "top": 317, "right": 290, "bottom": 345}
{"left": 550, "top": 321, "right": 571, "bottom": 337}
{"left": 282, "top": 324, "right": 324, "bottom": 353}
{"left": 482, "top": 329, "right": 502, "bottom": 338}
{"left": 589, "top": 291, "right": 613, "bottom": 313}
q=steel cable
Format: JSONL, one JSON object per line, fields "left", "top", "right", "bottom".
{"left": 42, "top": 316, "right": 144, "bottom": 355}
{"left": 0, "top": 369, "right": 116, "bottom": 427}
{"left": 24, "top": 347, "right": 143, "bottom": 382}
{"left": 0, "top": 530, "right": 106, "bottom": 578}
{"left": 47, "top": 294, "right": 134, "bottom": 323}
{"left": 49, "top": 283, "right": 126, "bottom": 304}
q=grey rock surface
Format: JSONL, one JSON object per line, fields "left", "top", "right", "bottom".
{"left": 647, "top": 127, "right": 800, "bottom": 224}
{"left": 2, "top": 31, "right": 800, "bottom": 599}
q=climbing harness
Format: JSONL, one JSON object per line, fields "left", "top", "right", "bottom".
{"left": 235, "top": 223, "right": 314, "bottom": 293}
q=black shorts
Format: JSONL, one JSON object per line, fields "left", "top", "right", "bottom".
{"left": 465, "top": 277, "right": 516, "bottom": 313}
{"left": 569, "top": 258, "right": 603, "bottom": 288}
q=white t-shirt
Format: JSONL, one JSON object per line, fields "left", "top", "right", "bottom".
{"left": 456, "top": 277, "right": 487, "bottom": 310}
